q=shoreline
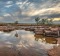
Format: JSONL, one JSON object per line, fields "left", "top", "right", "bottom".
{"left": 48, "top": 45, "right": 60, "bottom": 56}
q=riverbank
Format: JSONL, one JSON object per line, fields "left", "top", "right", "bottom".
{"left": 49, "top": 38, "right": 60, "bottom": 56}
{"left": 0, "top": 46, "right": 19, "bottom": 56}
{"left": 0, "top": 24, "right": 60, "bottom": 37}
{"left": 0, "top": 45, "right": 48, "bottom": 56}
{"left": 47, "top": 37, "right": 60, "bottom": 56}
{"left": 48, "top": 45, "right": 60, "bottom": 56}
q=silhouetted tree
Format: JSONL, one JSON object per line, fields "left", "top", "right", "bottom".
{"left": 35, "top": 17, "right": 40, "bottom": 25}
{"left": 35, "top": 17, "right": 54, "bottom": 25}
{"left": 15, "top": 21, "right": 18, "bottom": 24}
{"left": 48, "top": 18, "right": 53, "bottom": 25}
{"left": 41, "top": 19, "right": 46, "bottom": 24}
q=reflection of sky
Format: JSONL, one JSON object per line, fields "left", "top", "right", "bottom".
{"left": 0, "top": 30, "right": 57, "bottom": 50}
{"left": 0, "top": 0, "right": 60, "bottom": 23}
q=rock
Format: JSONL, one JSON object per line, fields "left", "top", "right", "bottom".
{"left": 48, "top": 45, "right": 60, "bottom": 56}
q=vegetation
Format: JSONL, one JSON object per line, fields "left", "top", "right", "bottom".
{"left": 35, "top": 17, "right": 54, "bottom": 25}
{"left": 14, "top": 21, "right": 18, "bottom": 24}
{"left": 41, "top": 19, "right": 47, "bottom": 24}
{"left": 35, "top": 17, "right": 40, "bottom": 25}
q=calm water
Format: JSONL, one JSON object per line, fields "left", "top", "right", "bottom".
{"left": 0, "top": 30, "right": 59, "bottom": 56}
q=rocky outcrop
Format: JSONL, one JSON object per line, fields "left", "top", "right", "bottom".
{"left": 48, "top": 45, "right": 60, "bottom": 56}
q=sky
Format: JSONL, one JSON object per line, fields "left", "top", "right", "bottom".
{"left": 0, "top": 0, "right": 60, "bottom": 23}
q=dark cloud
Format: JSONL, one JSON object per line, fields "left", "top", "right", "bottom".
{"left": 47, "top": 13, "right": 60, "bottom": 18}
{"left": 37, "top": 13, "right": 60, "bottom": 19}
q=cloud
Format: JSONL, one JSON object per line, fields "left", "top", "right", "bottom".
{"left": 0, "top": 0, "right": 60, "bottom": 23}
{"left": 5, "top": 5, "right": 12, "bottom": 8}
{"left": 0, "top": 0, "right": 18, "bottom": 2}
{"left": 0, "top": 17, "right": 4, "bottom": 20}
{"left": 21, "top": 6, "right": 60, "bottom": 19}
{"left": 6, "top": 1, "right": 13, "bottom": 4}
{"left": 3, "top": 13, "right": 11, "bottom": 17}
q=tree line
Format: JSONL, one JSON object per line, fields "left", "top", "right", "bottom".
{"left": 35, "top": 17, "right": 54, "bottom": 25}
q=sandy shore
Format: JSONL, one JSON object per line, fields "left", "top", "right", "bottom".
{"left": 0, "top": 47, "right": 19, "bottom": 56}
{"left": 0, "top": 45, "right": 48, "bottom": 56}
{"left": 48, "top": 45, "right": 60, "bottom": 56}
{"left": 47, "top": 38, "right": 60, "bottom": 56}
{"left": 56, "top": 38, "right": 60, "bottom": 44}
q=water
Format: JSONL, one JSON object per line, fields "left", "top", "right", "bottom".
{"left": 0, "top": 30, "right": 59, "bottom": 56}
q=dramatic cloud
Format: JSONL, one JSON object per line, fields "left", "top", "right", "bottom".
{"left": 0, "top": 0, "right": 60, "bottom": 23}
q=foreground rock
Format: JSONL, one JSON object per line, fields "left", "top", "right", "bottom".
{"left": 48, "top": 45, "right": 60, "bottom": 56}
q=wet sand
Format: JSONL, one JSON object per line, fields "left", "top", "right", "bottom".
{"left": 0, "top": 47, "right": 19, "bottom": 56}
{"left": 56, "top": 38, "right": 60, "bottom": 44}
{"left": 0, "top": 45, "right": 48, "bottom": 56}
{"left": 47, "top": 38, "right": 60, "bottom": 56}
{"left": 48, "top": 45, "right": 60, "bottom": 56}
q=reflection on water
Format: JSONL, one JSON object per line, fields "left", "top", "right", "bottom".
{"left": 34, "top": 35, "right": 57, "bottom": 44}
{"left": 0, "top": 30, "right": 57, "bottom": 47}
{"left": 0, "top": 30, "right": 59, "bottom": 56}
